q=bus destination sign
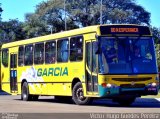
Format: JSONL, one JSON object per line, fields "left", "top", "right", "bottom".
{"left": 100, "top": 25, "right": 151, "bottom": 36}
{"left": 111, "top": 28, "right": 139, "bottom": 33}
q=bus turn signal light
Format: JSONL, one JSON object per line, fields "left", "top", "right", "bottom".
{"left": 101, "top": 83, "right": 107, "bottom": 87}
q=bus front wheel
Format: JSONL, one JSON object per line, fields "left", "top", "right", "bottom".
{"left": 72, "top": 82, "right": 92, "bottom": 105}
{"left": 21, "top": 82, "right": 32, "bottom": 101}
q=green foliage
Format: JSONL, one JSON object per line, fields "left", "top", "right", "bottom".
{"left": 153, "top": 27, "right": 160, "bottom": 70}
{"left": 23, "top": 0, "right": 78, "bottom": 38}
{"left": 66, "top": 0, "right": 150, "bottom": 26}
{"left": 155, "top": 44, "right": 160, "bottom": 70}
{"left": 0, "top": 19, "right": 26, "bottom": 45}
{"left": 104, "top": 0, "right": 150, "bottom": 25}
{"left": 23, "top": 0, "right": 151, "bottom": 38}
{"left": 23, "top": 13, "right": 48, "bottom": 38}
{"left": 152, "top": 27, "right": 160, "bottom": 44}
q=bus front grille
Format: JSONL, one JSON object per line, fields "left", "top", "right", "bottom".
{"left": 112, "top": 77, "right": 152, "bottom": 82}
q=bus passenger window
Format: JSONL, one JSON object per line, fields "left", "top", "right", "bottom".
{"left": 24, "top": 45, "right": 33, "bottom": 65}
{"left": 34, "top": 43, "right": 44, "bottom": 64}
{"left": 2, "top": 49, "right": 9, "bottom": 67}
{"left": 45, "top": 41, "right": 56, "bottom": 64}
{"left": 18, "top": 46, "right": 24, "bottom": 66}
{"left": 57, "top": 39, "right": 69, "bottom": 62}
{"left": 70, "top": 36, "right": 83, "bottom": 61}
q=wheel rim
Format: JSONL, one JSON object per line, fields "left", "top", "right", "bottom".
{"left": 76, "top": 87, "right": 86, "bottom": 102}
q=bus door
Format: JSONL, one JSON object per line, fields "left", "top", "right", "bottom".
{"left": 85, "top": 40, "right": 98, "bottom": 94}
{"left": 10, "top": 53, "right": 18, "bottom": 93}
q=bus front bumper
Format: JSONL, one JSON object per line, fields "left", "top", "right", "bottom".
{"left": 98, "top": 83, "right": 159, "bottom": 97}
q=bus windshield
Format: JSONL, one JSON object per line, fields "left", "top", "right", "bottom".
{"left": 98, "top": 37, "right": 157, "bottom": 74}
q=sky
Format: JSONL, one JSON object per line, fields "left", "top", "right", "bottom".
{"left": 0, "top": 0, "right": 45, "bottom": 21}
{"left": 137, "top": 0, "right": 160, "bottom": 27}
{"left": 0, "top": 0, "right": 160, "bottom": 28}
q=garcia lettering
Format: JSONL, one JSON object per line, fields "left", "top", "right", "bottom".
{"left": 37, "top": 67, "right": 68, "bottom": 77}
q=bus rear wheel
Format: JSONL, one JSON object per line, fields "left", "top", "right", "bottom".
{"left": 21, "top": 82, "right": 32, "bottom": 101}
{"left": 72, "top": 82, "right": 92, "bottom": 105}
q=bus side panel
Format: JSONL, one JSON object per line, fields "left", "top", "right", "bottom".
{"left": 18, "top": 62, "right": 84, "bottom": 96}
{"left": 1, "top": 64, "right": 10, "bottom": 93}
{"left": 47, "top": 83, "right": 72, "bottom": 96}
{"left": 1, "top": 47, "right": 19, "bottom": 94}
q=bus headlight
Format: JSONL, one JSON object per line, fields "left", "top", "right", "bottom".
{"left": 151, "top": 82, "right": 157, "bottom": 87}
{"left": 106, "top": 83, "right": 112, "bottom": 88}
{"left": 101, "top": 83, "right": 117, "bottom": 88}
{"left": 147, "top": 82, "right": 157, "bottom": 87}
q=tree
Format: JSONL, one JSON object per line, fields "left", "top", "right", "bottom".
{"left": 0, "top": 3, "right": 3, "bottom": 21}
{"left": 66, "top": 0, "right": 100, "bottom": 26}
{"left": 24, "top": 0, "right": 151, "bottom": 38}
{"left": 102, "top": 0, "right": 150, "bottom": 25}
{"left": 23, "top": 13, "right": 48, "bottom": 38}
{"left": 66, "top": 0, "right": 150, "bottom": 26}
{"left": 152, "top": 27, "right": 160, "bottom": 44}
{"left": 0, "top": 5, "right": 26, "bottom": 45}
{"left": 23, "top": 0, "right": 78, "bottom": 38}
{"left": 153, "top": 27, "right": 160, "bottom": 69}
{"left": 0, "top": 19, "right": 26, "bottom": 45}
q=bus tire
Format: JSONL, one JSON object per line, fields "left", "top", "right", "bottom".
{"left": 72, "top": 82, "right": 92, "bottom": 105}
{"left": 116, "top": 97, "right": 136, "bottom": 106}
{"left": 21, "top": 82, "right": 32, "bottom": 101}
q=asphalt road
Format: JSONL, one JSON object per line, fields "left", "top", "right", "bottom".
{"left": 0, "top": 95, "right": 160, "bottom": 113}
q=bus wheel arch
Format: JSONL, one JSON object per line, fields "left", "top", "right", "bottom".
{"left": 21, "top": 79, "right": 27, "bottom": 89}
{"left": 72, "top": 79, "right": 92, "bottom": 105}
{"left": 71, "top": 78, "right": 81, "bottom": 90}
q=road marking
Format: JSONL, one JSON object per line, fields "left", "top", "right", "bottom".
{"left": 155, "top": 98, "right": 160, "bottom": 102}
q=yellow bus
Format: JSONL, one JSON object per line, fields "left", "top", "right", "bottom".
{"left": 1, "top": 24, "right": 159, "bottom": 106}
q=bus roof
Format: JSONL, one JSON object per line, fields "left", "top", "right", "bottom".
{"left": 1, "top": 25, "right": 99, "bottom": 49}
{"left": 1, "top": 24, "right": 151, "bottom": 49}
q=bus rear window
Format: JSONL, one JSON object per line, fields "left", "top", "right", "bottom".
{"left": 2, "top": 49, "right": 9, "bottom": 67}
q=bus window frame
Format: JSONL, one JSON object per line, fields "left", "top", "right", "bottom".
{"left": 57, "top": 38, "right": 69, "bottom": 63}
{"left": 34, "top": 42, "right": 45, "bottom": 65}
{"left": 2, "top": 48, "right": 9, "bottom": 67}
{"left": 24, "top": 44, "right": 34, "bottom": 66}
{"left": 18, "top": 45, "right": 24, "bottom": 67}
{"left": 45, "top": 40, "right": 57, "bottom": 64}
{"left": 70, "top": 35, "right": 84, "bottom": 62}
